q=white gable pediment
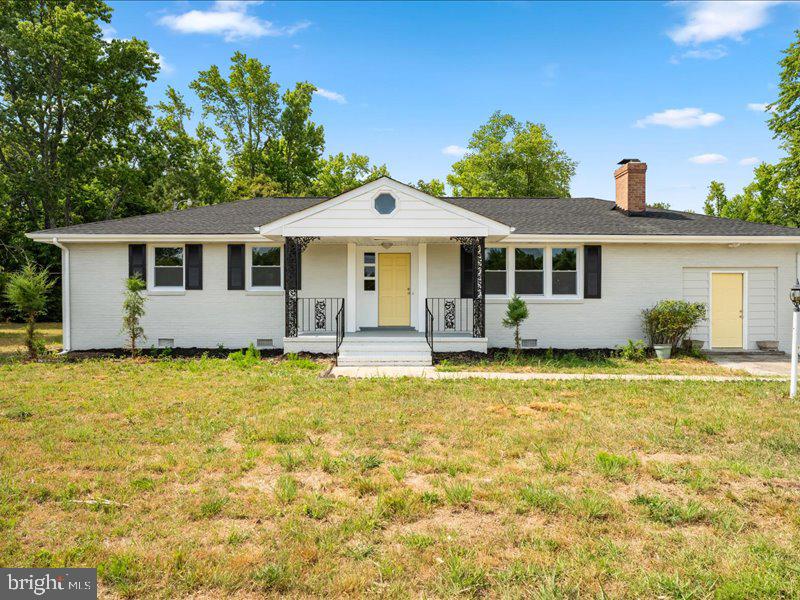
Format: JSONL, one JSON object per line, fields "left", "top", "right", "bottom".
{"left": 258, "top": 178, "right": 512, "bottom": 238}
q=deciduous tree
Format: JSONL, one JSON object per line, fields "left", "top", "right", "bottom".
{"left": 447, "top": 112, "right": 576, "bottom": 198}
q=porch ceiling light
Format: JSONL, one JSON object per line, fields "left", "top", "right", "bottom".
{"left": 791, "top": 280, "right": 800, "bottom": 311}
{"left": 381, "top": 242, "right": 393, "bottom": 249}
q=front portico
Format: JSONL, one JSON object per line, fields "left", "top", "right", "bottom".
{"left": 262, "top": 178, "right": 512, "bottom": 360}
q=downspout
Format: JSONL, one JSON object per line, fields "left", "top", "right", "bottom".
{"left": 51, "top": 237, "right": 70, "bottom": 353}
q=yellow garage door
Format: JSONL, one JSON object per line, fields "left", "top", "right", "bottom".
{"left": 378, "top": 253, "right": 410, "bottom": 326}
{"left": 711, "top": 273, "right": 743, "bottom": 348}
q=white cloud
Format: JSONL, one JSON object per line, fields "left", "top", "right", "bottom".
{"left": 442, "top": 145, "right": 468, "bottom": 157}
{"left": 739, "top": 156, "right": 760, "bottom": 166}
{"left": 158, "top": 1, "right": 310, "bottom": 42}
{"left": 314, "top": 88, "right": 346, "bottom": 104}
{"left": 681, "top": 46, "right": 729, "bottom": 60}
{"left": 746, "top": 102, "right": 771, "bottom": 112}
{"left": 689, "top": 153, "right": 728, "bottom": 165}
{"left": 669, "top": 1, "right": 782, "bottom": 46}
{"left": 100, "top": 24, "right": 117, "bottom": 42}
{"left": 155, "top": 54, "right": 175, "bottom": 76}
{"left": 635, "top": 107, "right": 724, "bottom": 129}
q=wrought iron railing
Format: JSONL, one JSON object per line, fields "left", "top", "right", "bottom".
{"left": 425, "top": 300, "right": 434, "bottom": 352}
{"left": 335, "top": 299, "right": 345, "bottom": 362}
{"left": 426, "top": 298, "right": 475, "bottom": 336}
{"left": 297, "top": 297, "right": 344, "bottom": 335}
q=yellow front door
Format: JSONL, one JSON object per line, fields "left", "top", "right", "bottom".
{"left": 378, "top": 253, "right": 410, "bottom": 326}
{"left": 711, "top": 273, "right": 744, "bottom": 348}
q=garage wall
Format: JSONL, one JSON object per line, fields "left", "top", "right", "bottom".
{"left": 483, "top": 243, "right": 798, "bottom": 352}
{"left": 683, "top": 267, "right": 778, "bottom": 348}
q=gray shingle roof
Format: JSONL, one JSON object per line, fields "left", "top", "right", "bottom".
{"left": 30, "top": 195, "right": 800, "bottom": 237}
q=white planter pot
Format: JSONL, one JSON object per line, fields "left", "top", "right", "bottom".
{"left": 654, "top": 344, "right": 672, "bottom": 360}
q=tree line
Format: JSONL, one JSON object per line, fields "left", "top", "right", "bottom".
{"left": 0, "top": 0, "right": 577, "bottom": 320}
{"left": 703, "top": 31, "right": 800, "bottom": 227}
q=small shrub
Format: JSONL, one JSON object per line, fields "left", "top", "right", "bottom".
{"left": 4, "top": 264, "right": 54, "bottom": 359}
{"left": 502, "top": 295, "right": 530, "bottom": 352}
{"left": 617, "top": 339, "right": 646, "bottom": 361}
{"left": 642, "top": 300, "right": 706, "bottom": 348}
{"left": 121, "top": 276, "right": 147, "bottom": 356}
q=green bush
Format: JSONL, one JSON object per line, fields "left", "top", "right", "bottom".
{"left": 4, "top": 263, "right": 54, "bottom": 359}
{"left": 502, "top": 295, "right": 530, "bottom": 351}
{"left": 617, "top": 339, "right": 647, "bottom": 361}
{"left": 641, "top": 300, "right": 706, "bottom": 348}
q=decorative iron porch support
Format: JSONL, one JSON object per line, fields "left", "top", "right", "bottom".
{"left": 452, "top": 236, "right": 486, "bottom": 338}
{"left": 284, "top": 236, "right": 319, "bottom": 337}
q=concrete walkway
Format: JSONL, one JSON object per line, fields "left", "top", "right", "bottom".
{"left": 329, "top": 366, "right": 787, "bottom": 382}
{"left": 708, "top": 353, "right": 791, "bottom": 377}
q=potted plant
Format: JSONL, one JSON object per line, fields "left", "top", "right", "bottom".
{"left": 642, "top": 300, "right": 707, "bottom": 360}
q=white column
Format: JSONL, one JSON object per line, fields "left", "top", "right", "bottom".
{"left": 346, "top": 242, "right": 357, "bottom": 332}
{"left": 418, "top": 243, "right": 427, "bottom": 332}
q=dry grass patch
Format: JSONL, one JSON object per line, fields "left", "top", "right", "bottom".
{"left": 2, "top": 356, "right": 799, "bottom": 597}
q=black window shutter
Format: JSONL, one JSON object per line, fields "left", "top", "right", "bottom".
{"left": 186, "top": 244, "right": 203, "bottom": 290}
{"left": 460, "top": 246, "right": 474, "bottom": 298}
{"left": 584, "top": 245, "right": 602, "bottom": 299}
{"left": 128, "top": 244, "right": 146, "bottom": 282}
{"left": 227, "top": 244, "right": 245, "bottom": 290}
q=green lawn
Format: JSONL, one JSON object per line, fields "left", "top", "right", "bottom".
{"left": 2, "top": 355, "right": 799, "bottom": 598}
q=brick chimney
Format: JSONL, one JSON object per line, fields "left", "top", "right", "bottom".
{"left": 614, "top": 158, "right": 647, "bottom": 214}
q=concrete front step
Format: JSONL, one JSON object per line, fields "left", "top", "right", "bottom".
{"left": 337, "top": 337, "right": 432, "bottom": 366}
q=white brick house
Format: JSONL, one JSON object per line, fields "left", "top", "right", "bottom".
{"left": 28, "top": 160, "right": 800, "bottom": 365}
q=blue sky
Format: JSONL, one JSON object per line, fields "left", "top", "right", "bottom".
{"left": 107, "top": 1, "right": 799, "bottom": 210}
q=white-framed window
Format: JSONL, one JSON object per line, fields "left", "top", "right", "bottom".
{"left": 514, "top": 248, "right": 544, "bottom": 295}
{"left": 485, "top": 245, "right": 583, "bottom": 299}
{"left": 363, "top": 252, "right": 376, "bottom": 291}
{"left": 551, "top": 247, "right": 578, "bottom": 295}
{"left": 485, "top": 247, "right": 507, "bottom": 296}
{"left": 247, "top": 245, "right": 282, "bottom": 290}
{"left": 153, "top": 245, "right": 184, "bottom": 289}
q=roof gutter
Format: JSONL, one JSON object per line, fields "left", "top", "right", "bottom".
{"left": 501, "top": 234, "right": 800, "bottom": 245}
{"left": 50, "top": 237, "right": 70, "bottom": 353}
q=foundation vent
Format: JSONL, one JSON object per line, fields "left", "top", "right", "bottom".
{"left": 158, "top": 338, "right": 174, "bottom": 348}
{"left": 521, "top": 338, "right": 538, "bottom": 349}
{"left": 257, "top": 338, "right": 274, "bottom": 348}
